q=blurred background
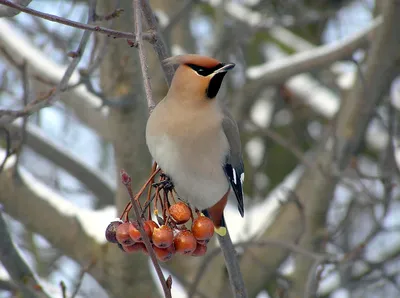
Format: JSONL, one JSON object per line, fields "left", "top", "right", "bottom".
{"left": 1, "top": 0, "right": 400, "bottom": 297}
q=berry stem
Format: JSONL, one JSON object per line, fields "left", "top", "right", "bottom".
{"left": 119, "top": 201, "right": 132, "bottom": 220}
{"left": 170, "top": 189, "right": 177, "bottom": 204}
{"left": 120, "top": 165, "right": 161, "bottom": 220}
{"left": 134, "top": 167, "right": 161, "bottom": 201}
{"left": 154, "top": 184, "right": 161, "bottom": 211}
{"left": 162, "top": 190, "right": 168, "bottom": 222}
{"left": 145, "top": 162, "right": 158, "bottom": 220}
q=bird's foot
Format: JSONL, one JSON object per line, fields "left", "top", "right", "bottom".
{"left": 152, "top": 174, "right": 174, "bottom": 191}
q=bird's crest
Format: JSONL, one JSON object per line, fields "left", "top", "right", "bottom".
{"left": 164, "top": 54, "right": 221, "bottom": 68}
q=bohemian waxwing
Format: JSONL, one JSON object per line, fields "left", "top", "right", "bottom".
{"left": 146, "top": 54, "right": 244, "bottom": 236}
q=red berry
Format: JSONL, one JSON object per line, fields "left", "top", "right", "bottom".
{"left": 123, "top": 242, "right": 146, "bottom": 253}
{"left": 153, "top": 245, "right": 174, "bottom": 262}
{"left": 116, "top": 222, "right": 134, "bottom": 246}
{"left": 169, "top": 202, "right": 191, "bottom": 224}
{"left": 174, "top": 230, "right": 197, "bottom": 255}
{"left": 167, "top": 243, "right": 176, "bottom": 254}
{"left": 129, "top": 220, "right": 152, "bottom": 242}
{"left": 192, "top": 216, "right": 214, "bottom": 241}
{"left": 105, "top": 221, "right": 122, "bottom": 243}
{"left": 152, "top": 225, "right": 173, "bottom": 248}
{"left": 196, "top": 239, "right": 209, "bottom": 246}
{"left": 145, "top": 220, "right": 159, "bottom": 235}
{"left": 192, "top": 243, "right": 207, "bottom": 257}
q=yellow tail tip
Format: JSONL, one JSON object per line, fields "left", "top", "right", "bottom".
{"left": 214, "top": 226, "right": 227, "bottom": 236}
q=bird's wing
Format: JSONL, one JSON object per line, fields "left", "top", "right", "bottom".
{"left": 221, "top": 109, "right": 244, "bottom": 217}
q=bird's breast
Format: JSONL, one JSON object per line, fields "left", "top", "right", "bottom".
{"left": 146, "top": 126, "right": 230, "bottom": 209}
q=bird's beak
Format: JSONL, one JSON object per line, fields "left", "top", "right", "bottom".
{"left": 214, "top": 63, "right": 235, "bottom": 74}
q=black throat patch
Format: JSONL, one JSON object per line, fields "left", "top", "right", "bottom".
{"left": 206, "top": 72, "right": 227, "bottom": 99}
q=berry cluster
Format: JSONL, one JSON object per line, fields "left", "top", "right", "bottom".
{"left": 105, "top": 166, "right": 215, "bottom": 262}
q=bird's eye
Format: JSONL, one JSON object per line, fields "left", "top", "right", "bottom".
{"left": 187, "top": 64, "right": 213, "bottom": 76}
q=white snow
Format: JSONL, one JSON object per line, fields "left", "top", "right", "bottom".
{"left": 0, "top": 149, "right": 116, "bottom": 244}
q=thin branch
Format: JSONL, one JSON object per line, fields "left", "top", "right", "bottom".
{"left": 0, "top": 128, "right": 13, "bottom": 173}
{"left": 139, "top": 0, "right": 174, "bottom": 86}
{"left": 0, "top": 0, "right": 94, "bottom": 125}
{"left": 217, "top": 231, "right": 248, "bottom": 298}
{"left": 133, "top": 0, "right": 155, "bottom": 113}
{"left": 13, "top": 60, "right": 29, "bottom": 176}
{"left": 0, "top": 0, "right": 31, "bottom": 17}
{"left": 8, "top": 121, "right": 115, "bottom": 206}
{"left": 0, "top": 0, "right": 153, "bottom": 41}
{"left": 70, "top": 260, "right": 96, "bottom": 298}
{"left": 0, "top": 209, "right": 51, "bottom": 298}
{"left": 120, "top": 169, "right": 172, "bottom": 298}
{"left": 188, "top": 239, "right": 333, "bottom": 297}
{"left": 59, "top": 281, "right": 67, "bottom": 298}
{"left": 0, "top": 20, "right": 110, "bottom": 140}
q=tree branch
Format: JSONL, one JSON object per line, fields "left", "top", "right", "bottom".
{"left": 0, "top": 0, "right": 153, "bottom": 41}
{"left": 0, "top": 0, "right": 31, "bottom": 17}
{"left": 0, "top": 19, "right": 110, "bottom": 139}
{"left": 8, "top": 121, "right": 115, "bottom": 206}
{"left": 0, "top": 0, "right": 94, "bottom": 125}
{"left": 0, "top": 159, "right": 148, "bottom": 297}
{"left": 288, "top": 1, "right": 400, "bottom": 296}
{"left": 140, "top": 0, "right": 174, "bottom": 86}
{"left": 126, "top": 1, "right": 171, "bottom": 296}
{"left": 246, "top": 17, "right": 380, "bottom": 85}
{"left": 232, "top": 15, "right": 380, "bottom": 121}
{"left": 133, "top": 0, "right": 155, "bottom": 113}
{"left": 0, "top": 164, "right": 104, "bottom": 265}
{"left": 0, "top": 209, "right": 51, "bottom": 298}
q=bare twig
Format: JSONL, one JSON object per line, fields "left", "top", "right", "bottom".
{"left": 59, "top": 281, "right": 67, "bottom": 298}
{"left": 13, "top": 61, "right": 29, "bottom": 176}
{"left": 0, "top": 0, "right": 31, "bottom": 17}
{"left": 217, "top": 231, "right": 248, "bottom": 298}
{"left": 139, "top": 0, "right": 174, "bottom": 86}
{"left": 0, "top": 0, "right": 154, "bottom": 41}
{"left": 0, "top": 128, "right": 13, "bottom": 173}
{"left": 0, "top": 0, "right": 95, "bottom": 125}
{"left": 70, "top": 261, "right": 96, "bottom": 298}
{"left": 133, "top": 0, "right": 155, "bottom": 112}
{"left": 120, "top": 169, "right": 172, "bottom": 298}
{"left": 95, "top": 8, "right": 125, "bottom": 21}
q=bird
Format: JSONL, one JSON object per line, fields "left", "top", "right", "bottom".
{"left": 145, "top": 54, "right": 244, "bottom": 236}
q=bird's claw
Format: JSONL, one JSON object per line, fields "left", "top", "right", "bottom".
{"left": 152, "top": 174, "right": 174, "bottom": 191}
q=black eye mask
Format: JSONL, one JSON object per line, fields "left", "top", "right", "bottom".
{"left": 186, "top": 63, "right": 224, "bottom": 76}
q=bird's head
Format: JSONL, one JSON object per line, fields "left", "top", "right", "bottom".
{"left": 164, "top": 54, "right": 235, "bottom": 102}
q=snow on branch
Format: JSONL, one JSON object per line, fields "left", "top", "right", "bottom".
{"left": 9, "top": 120, "right": 115, "bottom": 205}
{"left": 247, "top": 17, "right": 381, "bottom": 83}
{"left": 0, "top": 148, "right": 116, "bottom": 256}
